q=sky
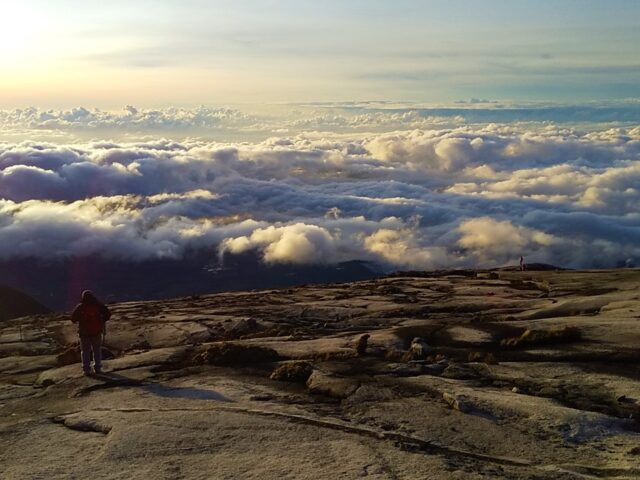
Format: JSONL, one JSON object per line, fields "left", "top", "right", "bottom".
{"left": 1, "top": 0, "right": 639, "bottom": 107}
{"left": 0, "top": 1, "right": 639, "bottom": 272}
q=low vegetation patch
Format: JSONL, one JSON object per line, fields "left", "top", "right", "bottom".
{"left": 384, "top": 348, "right": 407, "bottom": 362}
{"left": 193, "top": 342, "right": 280, "bottom": 366}
{"left": 270, "top": 361, "right": 314, "bottom": 383}
{"left": 501, "top": 326, "right": 581, "bottom": 348}
{"left": 468, "top": 351, "right": 498, "bottom": 364}
{"left": 384, "top": 347, "right": 448, "bottom": 363}
{"left": 312, "top": 350, "right": 356, "bottom": 361}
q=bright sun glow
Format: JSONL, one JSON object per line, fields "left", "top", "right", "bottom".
{"left": 0, "top": 3, "right": 44, "bottom": 65}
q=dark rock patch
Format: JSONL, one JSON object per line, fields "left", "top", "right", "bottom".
{"left": 193, "top": 343, "right": 280, "bottom": 366}
{"left": 270, "top": 361, "right": 314, "bottom": 383}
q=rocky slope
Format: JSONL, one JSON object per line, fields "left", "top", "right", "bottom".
{"left": 1, "top": 269, "right": 640, "bottom": 479}
{"left": 0, "top": 285, "right": 51, "bottom": 322}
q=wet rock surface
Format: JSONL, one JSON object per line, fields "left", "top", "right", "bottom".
{"left": 1, "top": 268, "right": 640, "bottom": 479}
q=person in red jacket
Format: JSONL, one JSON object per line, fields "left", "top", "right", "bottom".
{"left": 71, "top": 290, "right": 111, "bottom": 375}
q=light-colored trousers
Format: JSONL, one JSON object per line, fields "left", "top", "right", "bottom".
{"left": 80, "top": 335, "right": 102, "bottom": 372}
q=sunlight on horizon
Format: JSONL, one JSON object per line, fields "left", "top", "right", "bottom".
{"left": 0, "top": 0, "right": 639, "bottom": 107}
{"left": 0, "top": 3, "right": 45, "bottom": 63}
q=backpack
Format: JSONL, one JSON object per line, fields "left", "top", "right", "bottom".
{"left": 80, "top": 303, "right": 104, "bottom": 337}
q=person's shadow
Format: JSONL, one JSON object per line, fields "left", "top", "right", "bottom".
{"left": 91, "top": 371, "right": 143, "bottom": 386}
{"left": 142, "top": 383, "right": 232, "bottom": 402}
{"left": 92, "top": 371, "right": 232, "bottom": 402}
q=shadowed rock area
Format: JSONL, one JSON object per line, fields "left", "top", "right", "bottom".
{"left": 0, "top": 285, "right": 51, "bottom": 322}
{"left": 1, "top": 269, "right": 640, "bottom": 479}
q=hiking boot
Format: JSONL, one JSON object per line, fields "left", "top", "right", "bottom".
{"left": 83, "top": 369, "right": 92, "bottom": 376}
{"left": 94, "top": 367, "right": 103, "bottom": 375}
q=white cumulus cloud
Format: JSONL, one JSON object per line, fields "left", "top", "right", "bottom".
{"left": 1, "top": 117, "right": 639, "bottom": 269}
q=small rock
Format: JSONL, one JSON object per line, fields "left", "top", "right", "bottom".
{"left": 306, "top": 370, "right": 360, "bottom": 399}
{"left": 355, "top": 334, "right": 370, "bottom": 356}
{"left": 537, "top": 386, "right": 561, "bottom": 397}
{"left": 406, "top": 337, "right": 431, "bottom": 360}
{"left": 345, "top": 384, "right": 395, "bottom": 404}
{"left": 512, "top": 386, "right": 520, "bottom": 393}
{"left": 56, "top": 415, "right": 112, "bottom": 434}
{"left": 442, "top": 392, "right": 472, "bottom": 413}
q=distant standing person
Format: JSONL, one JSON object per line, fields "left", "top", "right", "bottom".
{"left": 71, "top": 290, "right": 111, "bottom": 375}
{"left": 519, "top": 256, "right": 526, "bottom": 271}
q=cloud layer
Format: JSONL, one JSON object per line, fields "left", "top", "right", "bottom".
{"left": 1, "top": 120, "right": 639, "bottom": 269}
{"left": 5, "top": 103, "right": 640, "bottom": 142}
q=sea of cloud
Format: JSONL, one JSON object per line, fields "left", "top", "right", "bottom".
{"left": 0, "top": 104, "right": 465, "bottom": 143}
{"left": 1, "top": 105, "right": 639, "bottom": 270}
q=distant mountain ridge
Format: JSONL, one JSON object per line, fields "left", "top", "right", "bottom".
{"left": 0, "top": 285, "right": 51, "bottom": 321}
{"left": 0, "top": 251, "right": 381, "bottom": 311}
{"left": 0, "top": 251, "right": 576, "bottom": 314}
